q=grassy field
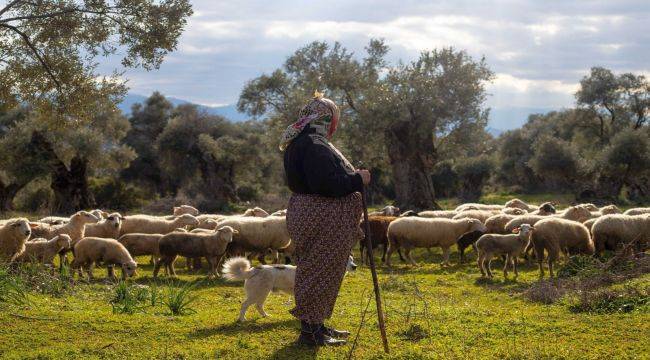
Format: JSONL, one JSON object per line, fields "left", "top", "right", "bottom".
{"left": 0, "top": 247, "right": 648, "bottom": 360}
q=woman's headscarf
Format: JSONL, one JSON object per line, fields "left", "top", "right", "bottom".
{"left": 279, "top": 92, "right": 340, "bottom": 151}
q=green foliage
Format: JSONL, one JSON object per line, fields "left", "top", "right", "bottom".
{"left": 528, "top": 136, "right": 584, "bottom": 189}
{"left": 454, "top": 155, "right": 493, "bottom": 201}
{"left": 162, "top": 282, "right": 198, "bottom": 316}
{"left": 568, "top": 286, "right": 649, "bottom": 314}
{"left": 89, "top": 177, "right": 148, "bottom": 211}
{"left": 0, "top": 266, "right": 28, "bottom": 306}
{"left": 110, "top": 282, "right": 150, "bottom": 315}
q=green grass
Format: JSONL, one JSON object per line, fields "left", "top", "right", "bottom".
{"left": 0, "top": 249, "right": 648, "bottom": 360}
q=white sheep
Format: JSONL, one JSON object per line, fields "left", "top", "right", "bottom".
{"left": 418, "top": 210, "right": 458, "bottom": 218}
{"left": 216, "top": 216, "right": 291, "bottom": 264}
{"left": 485, "top": 214, "right": 519, "bottom": 234}
{"left": 591, "top": 214, "right": 650, "bottom": 255}
{"left": 0, "top": 218, "right": 32, "bottom": 263}
{"left": 504, "top": 198, "right": 537, "bottom": 211}
{"left": 553, "top": 205, "right": 592, "bottom": 223}
{"left": 530, "top": 218, "right": 594, "bottom": 278}
{"left": 501, "top": 207, "right": 527, "bottom": 215}
{"left": 30, "top": 211, "right": 100, "bottom": 266}
{"left": 173, "top": 205, "right": 199, "bottom": 216}
{"left": 119, "top": 214, "right": 199, "bottom": 236}
{"left": 117, "top": 233, "right": 163, "bottom": 265}
{"left": 623, "top": 207, "right": 650, "bottom": 216}
{"left": 38, "top": 216, "right": 70, "bottom": 225}
{"left": 243, "top": 207, "right": 270, "bottom": 217}
{"left": 452, "top": 210, "right": 497, "bottom": 223}
{"left": 386, "top": 217, "right": 487, "bottom": 266}
{"left": 455, "top": 203, "right": 504, "bottom": 212}
{"left": 84, "top": 213, "right": 122, "bottom": 239}
{"left": 476, "top": 223, "right": 534, "bottom": 279}
{"left": 14, "top": 235, "right": 71, "bottom": 265}
{"left": 71, "top": 237, "right": 137, "bottom": 280}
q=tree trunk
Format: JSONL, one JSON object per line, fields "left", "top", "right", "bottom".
{"left": 199, "top": 154, "right": 238, "bottom": 210}
{"left": 384, "top": 120, "right": 440, "bottom": 211}
{"left": 0, "top": 181, "right": 23, "bottom": 212}
{"left": 29, "top": 131, "right": 94, "bottom": 213}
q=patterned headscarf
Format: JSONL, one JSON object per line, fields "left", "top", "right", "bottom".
{"left": 279, "top": 93, "right": 340, "bottom": 151}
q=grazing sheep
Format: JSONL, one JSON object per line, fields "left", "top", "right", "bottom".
{"left": 485, "top": 214, "right": 519, "bottom": 234}
{"left": 455, "top": 203, "right": 504, "bottom": 212}
{"left": 554, "top": 205, "right": 592, "bottom": 222}
{"left": 71, "top": 237, "right": 137, "bottom": 280}
{"left": 369, "top": 206, "right": 401, "bottom": 217}
{"left": 174, "top": 205, "right": 199, "bottom": 216}
{"left": 360, "top": 216, "right": 405, "bottom": 265}
{"left": 399, "top": 210, "right": 419, "bottom": 217}
{"left": 530, "top": 218, "right": 594, "bottom": 278}
{"left": 504, "top": 215, "right": 547, "bottom": 232}
{"left": 456, "top": 230, "right": 485, "bottom": 263}
{"left": 119, "top": 214, "right": 199, "bottom": 236}
{"left": 476, "top": 224, "right": 534, "bottom": 279}
{"left": 501, "top": 208, "right": 527, "bottom": 215}
{"left": 504, "top": 198, "right": 536, "bottom": 211}
{"left": 271, "top": 209, "right": 287, "bottom": 217}
{"left": 84, "top": 213, "right": 122, "bottom": 239}
{"left": 529, "top": 202, "right": 556, "bottom": 215}
{"left": 154, "top": 226, "right": 238, "bottom": 277}
{"left": 452, "top": 210, "right": 495, "bottom": 223}
{"left": 591, "top": 214, "right": 650, "bottom": 255}
{"left": 217, "top": 216, "right": 291, "bottom": 264}
{"left": 0, "top": 218, "right": 32, "bottom": 263}
{"left": 623, "top": 208, "right": 650, "bottom": 216}
{"left": 386, "top": 217, "right": 487, "bottom": 266}
{"left": 14, "top": 235, "right": 71, "bottom": 265}
{"left": 117, "top": 233, "right": 163, "bottom": 265}
{"left": 243, "top": 207, "right": 269, "bottom": 217}
{"left": 30, "top": 211, "right": 100, "bottom": 266}
{"left": 418, "top": 210, "right": 458, "bottom": 218}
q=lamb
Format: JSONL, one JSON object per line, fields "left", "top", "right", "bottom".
{"left": 530, "top": 218, "right": 594, "bottom": 278}
{"left": 154, "top": 226, "right": 238, "bottom": 277}
{"left": 84, "top": 213, "right": 122, "bottom": 239}
{"left": 386, "top": 217, "right": 487, "bottom": 266}
{"left": 452, "top": 210, "right": 496, "bottom": 223}
{"left": 359, "top": 216, "right": 405, "bottom": 265}
{"left": 501, "top": 208, "right": 527, "bottom": 215}
{"left": 418, "top": 210, "right": 458, "bottom": 218}
{"left": 118, "top": 233, "right": 163, "bottom": 265}
{"left": 0, "top": 218, "right": 32, "bottom": 263}
{"left": 71, "top": 237, "right": 138, "bottom": 280}
{"left": 455, "top": 203, "right": 503, "bottom": 212}
{"left": 623, "top": 208, "right": 650, "bottom": 216}
{"left": 369, "top": 206, "right": 401, "bottom": 217}
{"left": 456, "top": 230, "right": 485, "bottom": 263}
{"left": 30, "top": 211, "right": 100, "bottom": 266}
{"left": 217, "top": 216, "right": 291, "bottom": 264}
{"left": 485, "top": 214, "right": 519, "bottom": 234}
{"left": 14, "top": 235, "right": 71, "bottom": 265}
{"left": 476, "top": 224, "right": 534, "bottom": 279}
{"left": 591, "top": 214, "right": 650, "bottom": 255}
{"left": 119, "top": 214, "right": 199, "bottom": 236}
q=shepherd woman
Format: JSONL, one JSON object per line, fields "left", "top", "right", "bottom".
{"left": 281, "top": 92, "right": 371, "bottom": 346}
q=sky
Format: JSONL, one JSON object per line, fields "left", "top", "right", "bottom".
{"left": 105, "top": 0, "right": 650, "bottom": 127}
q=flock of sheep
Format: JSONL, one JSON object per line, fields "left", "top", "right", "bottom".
{"left": 0, "top": 200, "right": 648, "bottom": 282}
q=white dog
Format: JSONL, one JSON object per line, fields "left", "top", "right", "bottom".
{"left": 222, "top": 255, "right": 357, "bottom": 322}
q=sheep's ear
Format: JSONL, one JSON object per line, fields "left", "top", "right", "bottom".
{"left": 29, "top": 223, "right": 39, "bottom": 229}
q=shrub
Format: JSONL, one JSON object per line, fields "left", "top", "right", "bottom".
{"left": 162, "top": 282, "right": 198, "bottom": 316}
{"left": 110, "top": 282, "right": 150, "bottom": 315}
{"left": 568, "top": 286, "right": 649, "bottom": 314}
{"left": 0, "top": 266, "right": 28, "bottom": 306}
{"left": 90, "top": 177, "right": 148, "bottom": 211}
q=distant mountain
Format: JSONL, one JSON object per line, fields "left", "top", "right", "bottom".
{"left": 487, "top": 106, "right": 556, "bottom": 134}
{"left": 118, "top": 93, "right": 249, "bottom": 122}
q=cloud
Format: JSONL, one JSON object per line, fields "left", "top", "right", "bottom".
{"left": 103, "top": 0, "right": 650, "bottom": 114}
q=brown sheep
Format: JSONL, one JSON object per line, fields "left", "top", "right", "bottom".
{"left": 359, "top": 215, "right": 405, "bottom": 265}
{"left": 72, "top": 237, "right": 138, "bottom": 280}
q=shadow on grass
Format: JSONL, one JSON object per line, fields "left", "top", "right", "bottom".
{"left": 268, "top": 342, "right": 318, "bottom": 360}
{"left": 132, "top": 275, "right": 241, "bottom": 289}
{"left": 188, "top": 318, "right": 296, "bottom": 339}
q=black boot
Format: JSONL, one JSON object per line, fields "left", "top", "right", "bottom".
{"left": 297, "top": 321, "right": 346, "bottom": 347}
{"left": 322, "top": 325, "right": 350, "bottom": 339}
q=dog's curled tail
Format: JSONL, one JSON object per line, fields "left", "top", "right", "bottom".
{"left": 222, "top": 257, "right": 254, "bottom": 281}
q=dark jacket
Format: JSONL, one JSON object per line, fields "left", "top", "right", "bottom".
{"left": 283, "top": 128, "right": 363, "bottom": 198}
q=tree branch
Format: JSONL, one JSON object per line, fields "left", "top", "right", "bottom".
{"left": 0, "top": 23, "right": 61, "bottom": 90}
{"left": 0, "top": 7, "right": 77, "bottom": 23}
{"left": 0, "top": 0, "right": 23, "bottom": 18}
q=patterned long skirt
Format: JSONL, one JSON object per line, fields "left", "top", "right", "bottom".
{"left": 286, "top": 192, "right": 363, "bottom": 324}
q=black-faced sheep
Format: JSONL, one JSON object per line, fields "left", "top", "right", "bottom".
{"left": 386, "top": 217, "right": 487, "bottom": 266}
{"left": 71, "top": 237, "right": 138, "bottom": 280}
{"left": 476, "top": 223, "right": 533, "bottom": 279}
{"left": 456, "top": 230, "right": 486, "bottom": 263}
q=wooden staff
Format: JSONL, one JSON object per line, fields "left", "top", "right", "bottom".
{"left": 360, "top": 185, "right": 389, "bottom": 354}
